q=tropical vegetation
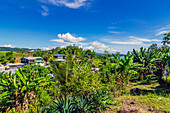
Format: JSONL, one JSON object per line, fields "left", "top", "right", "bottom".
{"left": 0, "top": 33, "right": 170, "bottom": 112}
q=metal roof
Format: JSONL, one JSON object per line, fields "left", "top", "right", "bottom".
{"left": 22, "top": 57, "right": 42, "bottom": 60}
{"left": 7, "top": 63, "right": 25, "bottom": 66}
{"left": 54, "top": 59, "right": 66, "bottom": 62}
{"left": 54, "top": 54, "right": 67, "bottom": 57}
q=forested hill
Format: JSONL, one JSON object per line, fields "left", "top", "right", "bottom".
{"left": 0, "top": 47, "right": 35, "bottom": 52}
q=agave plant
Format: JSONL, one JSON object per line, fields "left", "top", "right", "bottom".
{"left": 46, "top": 95, "right": 76, "bottom": 113}
{"left": 75, "top": 94, "right": 99, "bottom": 113}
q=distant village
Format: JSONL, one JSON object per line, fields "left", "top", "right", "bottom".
{"left": 0, "top": 54, "right": 67, "bottom": 73}
{"left": 0, "top": 53, "right": 100, "bottom": 74}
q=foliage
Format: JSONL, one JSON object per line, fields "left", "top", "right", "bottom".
{"left": 1, "top": 32, "right": 170, "bottom": 112}
{"left": 45, "top": 93, "right": 108, "bottom": 113}
{"left": 0, "top": 65, "right": 54, "bottom": 112}
{"left": 46, "top": 95, "right": 76, "bottom": 113}
{"left": 132, "top": 47, "right": 158, "bottom": 81}
{"left": 66, "top": 61, "right": 103, "bottom": 95}
{"left": 162, "top": 32, "right": 170, "bottom": 45}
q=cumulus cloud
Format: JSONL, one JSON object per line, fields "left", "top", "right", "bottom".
{"left": 51, "top": 33, "right": 86, "bottom": 43}
{"left": 40, "top": 0, "right": 89, "bottom": 9}
{"left": 51, "top": 39, "right": 65, "bottom": 43}
{"left": 41, "top": 5, "right": 49, "bottom": 16}
{"left": 84, "top": 41, "right": 116, "bottom": 53}
{"left": 3, "top": 44, "right": 15, "bottom": 48}
{"left": 42, "top": 47, "right": 51, "bottom": 51}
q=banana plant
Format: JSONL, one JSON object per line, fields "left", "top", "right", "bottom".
{"left": 0, "top": 65, "right": 54, "bottom": 112}
{"left": 111, "top": 52, "right": 140, "bottom": 86}
{"left": 156, "top": 48, "right": 170, "bottom": 85}
{"left": 132, "top": 47, "right": 158, "bottom": 81}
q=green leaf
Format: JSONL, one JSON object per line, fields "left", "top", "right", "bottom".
{"left": 0, "top": 91, "right": 9, "bottom": 98}
{"left": 21, "top": 86, "right": 27, "bottom": 93}
{"left": 14, "top": 75, "right": 17, "bottom": 88}
{"left": 29, "top": 82, "right": 36, "bottom": 86}
{"left": 15, "top": 70, "right": 26, "bottom": 85}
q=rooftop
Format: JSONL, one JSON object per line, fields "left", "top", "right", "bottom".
{"left": 7, "top": 63, "right": 25, "bottom": 66}
{"left": 54, "top": 59, "right": 66, "bottom": 62}
{"left": 54, "top": 54, "right": 67, "bottom": 57}
{"left": 22, "top": 57, "right": 42, "bottom": 60}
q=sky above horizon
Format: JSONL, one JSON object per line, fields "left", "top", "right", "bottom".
{"left": 0, "top": 0, "right": 170, "bottom": 53}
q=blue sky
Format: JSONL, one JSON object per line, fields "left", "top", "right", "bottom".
{"left": 0, "top": 0, "right": 170, "bottom": 53}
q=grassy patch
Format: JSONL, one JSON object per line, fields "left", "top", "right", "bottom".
{"left": 0, "top": 51, "right": 17, "bottom": 56}
{"left": 109, "top": 79, "right": 170, "bottom": 112}
{"left": 110, "top": 94, "right": 170, "bottom": 112}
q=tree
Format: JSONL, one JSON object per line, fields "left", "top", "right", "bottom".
{"left": 49, "top": 52, "right": 75, "bottom": 85}
{"left": 162, "top": 32, "right": 170, "bottom": 46}
{"left": 149, "top": 44, "right": 158, "bottom": 51}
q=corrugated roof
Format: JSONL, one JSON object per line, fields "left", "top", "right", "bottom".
{"left": 54, "top": 59, "right": 66, "bottom": 62}
{"left": 54, "top": 54, "right": 67, "bottom": 57}
{"left": 22, "top": 57, "right": 42, "bottom": 60}
{"left": 7, "top": 63, "right": 25, "bottom": 66}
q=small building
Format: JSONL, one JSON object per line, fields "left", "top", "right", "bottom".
{"left": 54, "top": 54, "right": 67, "bottom": 59}
{"left": 54, "top": 54, "right": 67, "bottom": 62}
{"left": 0, "top": 65, "right": 5, "bottom": 71}
{"left": 54, "top": 59, "right": 66, "bottom": 62}
{"left": 7, "top": 63, "right": 25, "bottom": 69}
{"left": 21, "top": 57, "right": 44, "bottom": 66}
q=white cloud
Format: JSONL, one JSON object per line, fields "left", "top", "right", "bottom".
{"left": 155, "top": 25, "right": 170, "bottom": 36}
{"left": 108, "top": 26, "right": 118, "bottom": 29}
{"left": 42, "top": 47, "right": 51, "bottom": 51}
{"left": 84, "top": 41, "right": 116, "bottom": 53}
{"left": 3, "top": 44, "right": 15, "bottom": 48}
{"left": 156, "top": 30, "right": 170, "bottom": 36}
{"left": 129, "top": 36, "right": 161, "bottom": 42}
{"left": 40, "top": 0, "right": 89, "bottom": 9}
{"left": 109, "top": 36, "right": 160, "bottom": 45}
{"left": 108, "top": 31, "right": 126, "bottom": 34}
{"left": 41, "top": 5, "right": 49, "bottom": 16}
{"left": 51, "top": 39, "right": 65, "bottom": 43}
{"left": 111, "top": 41, "right": 142, "bottom": 45}
{"left": 51, "top": 33, "right": 86, "bottom": 43}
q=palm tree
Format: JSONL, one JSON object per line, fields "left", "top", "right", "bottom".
{"left": 49, "top": 51, "right": 75, "bottom": 85}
